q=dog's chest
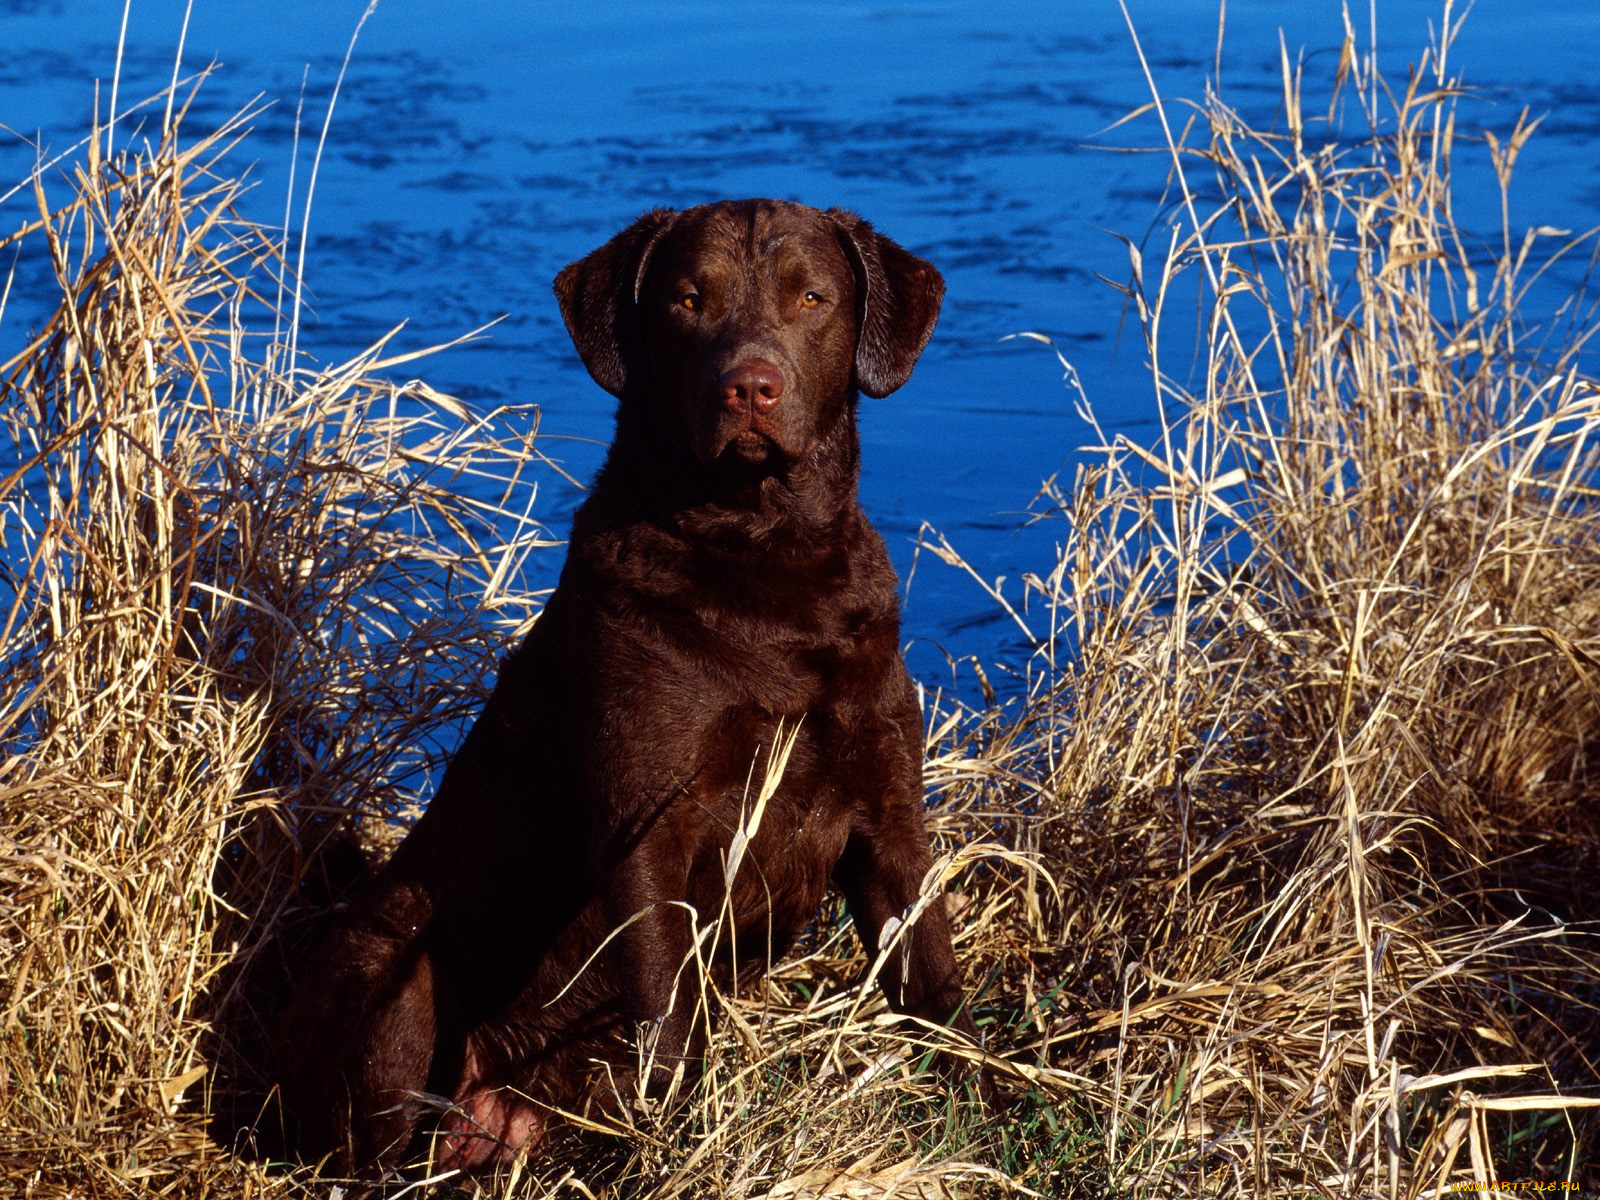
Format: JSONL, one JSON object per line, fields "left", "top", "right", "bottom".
{"left": 686, "top": 714, "right": 857, "bottom": 931}
{"left": 608, "top": 552, "right": 894, "bottom": 705}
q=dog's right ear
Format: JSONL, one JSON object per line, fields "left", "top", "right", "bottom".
{"left": 554, "top": 209, "right": 678, "bottom": 397}
{"left": 827, "top": 209, "right": 944, "bottom": 399}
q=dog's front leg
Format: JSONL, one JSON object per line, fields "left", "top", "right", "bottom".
{"left": 833, "top": 812, "right": 973, "bottom": 1034}
{"left": 602, "top": 854, "right": 706, "bottom": 1102}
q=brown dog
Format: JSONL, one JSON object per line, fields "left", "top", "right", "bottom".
{"left": 280, "top": 199, "right": 976, "bottom": 1172}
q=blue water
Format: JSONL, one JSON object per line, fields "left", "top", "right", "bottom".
{"left": 4, "top": 0, "right": 1598, "bottom": 682}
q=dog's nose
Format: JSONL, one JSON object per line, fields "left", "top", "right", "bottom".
{"left": 720, "top": 360, "right": 785, "bottom": 415}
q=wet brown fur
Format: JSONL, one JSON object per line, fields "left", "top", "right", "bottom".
{"left": 279, "top": 199, "right": 974, "bottom": 1173}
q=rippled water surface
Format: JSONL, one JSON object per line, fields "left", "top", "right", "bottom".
{"left": 4, "top": 0, "right": 1598, "bottom": 675}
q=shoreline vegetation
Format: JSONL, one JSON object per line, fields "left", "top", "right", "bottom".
{"left": 3, "top": 12, "right": 1598, "bottom": 1199}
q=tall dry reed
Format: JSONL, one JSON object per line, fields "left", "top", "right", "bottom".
{"left": 975, "top": 9, "right": 1600, "bottom": 1193}
{"left": 0, "top": 90, "right": 548, "bottom": 1193}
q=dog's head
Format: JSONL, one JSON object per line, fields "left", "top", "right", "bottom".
{"left": 555, "top": 200, "right": 943, "bottom": 473}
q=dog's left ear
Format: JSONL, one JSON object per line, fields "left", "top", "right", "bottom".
{"left": 829, "top": 210, "right": 944, "bottom": 398}
{"left": 554, "top": 209, "right": 678, "bottom": 396}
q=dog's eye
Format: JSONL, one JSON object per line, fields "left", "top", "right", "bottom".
{"left": 678, "top": 293, "right": 700, "bottom": 312}
{"left": 801, "top": 291, "right": 825, "bottom": 309}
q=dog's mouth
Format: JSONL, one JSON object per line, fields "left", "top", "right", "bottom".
{"left": 725, "top": 428, "right": 774, "bottom": 462}
{"left": 698, "top": 411, "right": 794, "bottom": 467}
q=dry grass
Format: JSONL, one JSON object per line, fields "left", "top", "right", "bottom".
{"left": 2, "top": 10, "right": 1598, "bottom": 1199}
{"left": 970, "top": 10, "right": 1600, "bottom": 1193}
{"left": 0, "top": 86, "right": 549, "bottom": 1194}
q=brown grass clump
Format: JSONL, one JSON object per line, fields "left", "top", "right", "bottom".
{"left": 0, "top": 89, "right": 547, "bottom": 1193}
{"left": 970, "top": 12, "right": 1600, "bottom": 1194}
{"left": 1, "top": 10, "right": 1598, "bottom": 1200}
